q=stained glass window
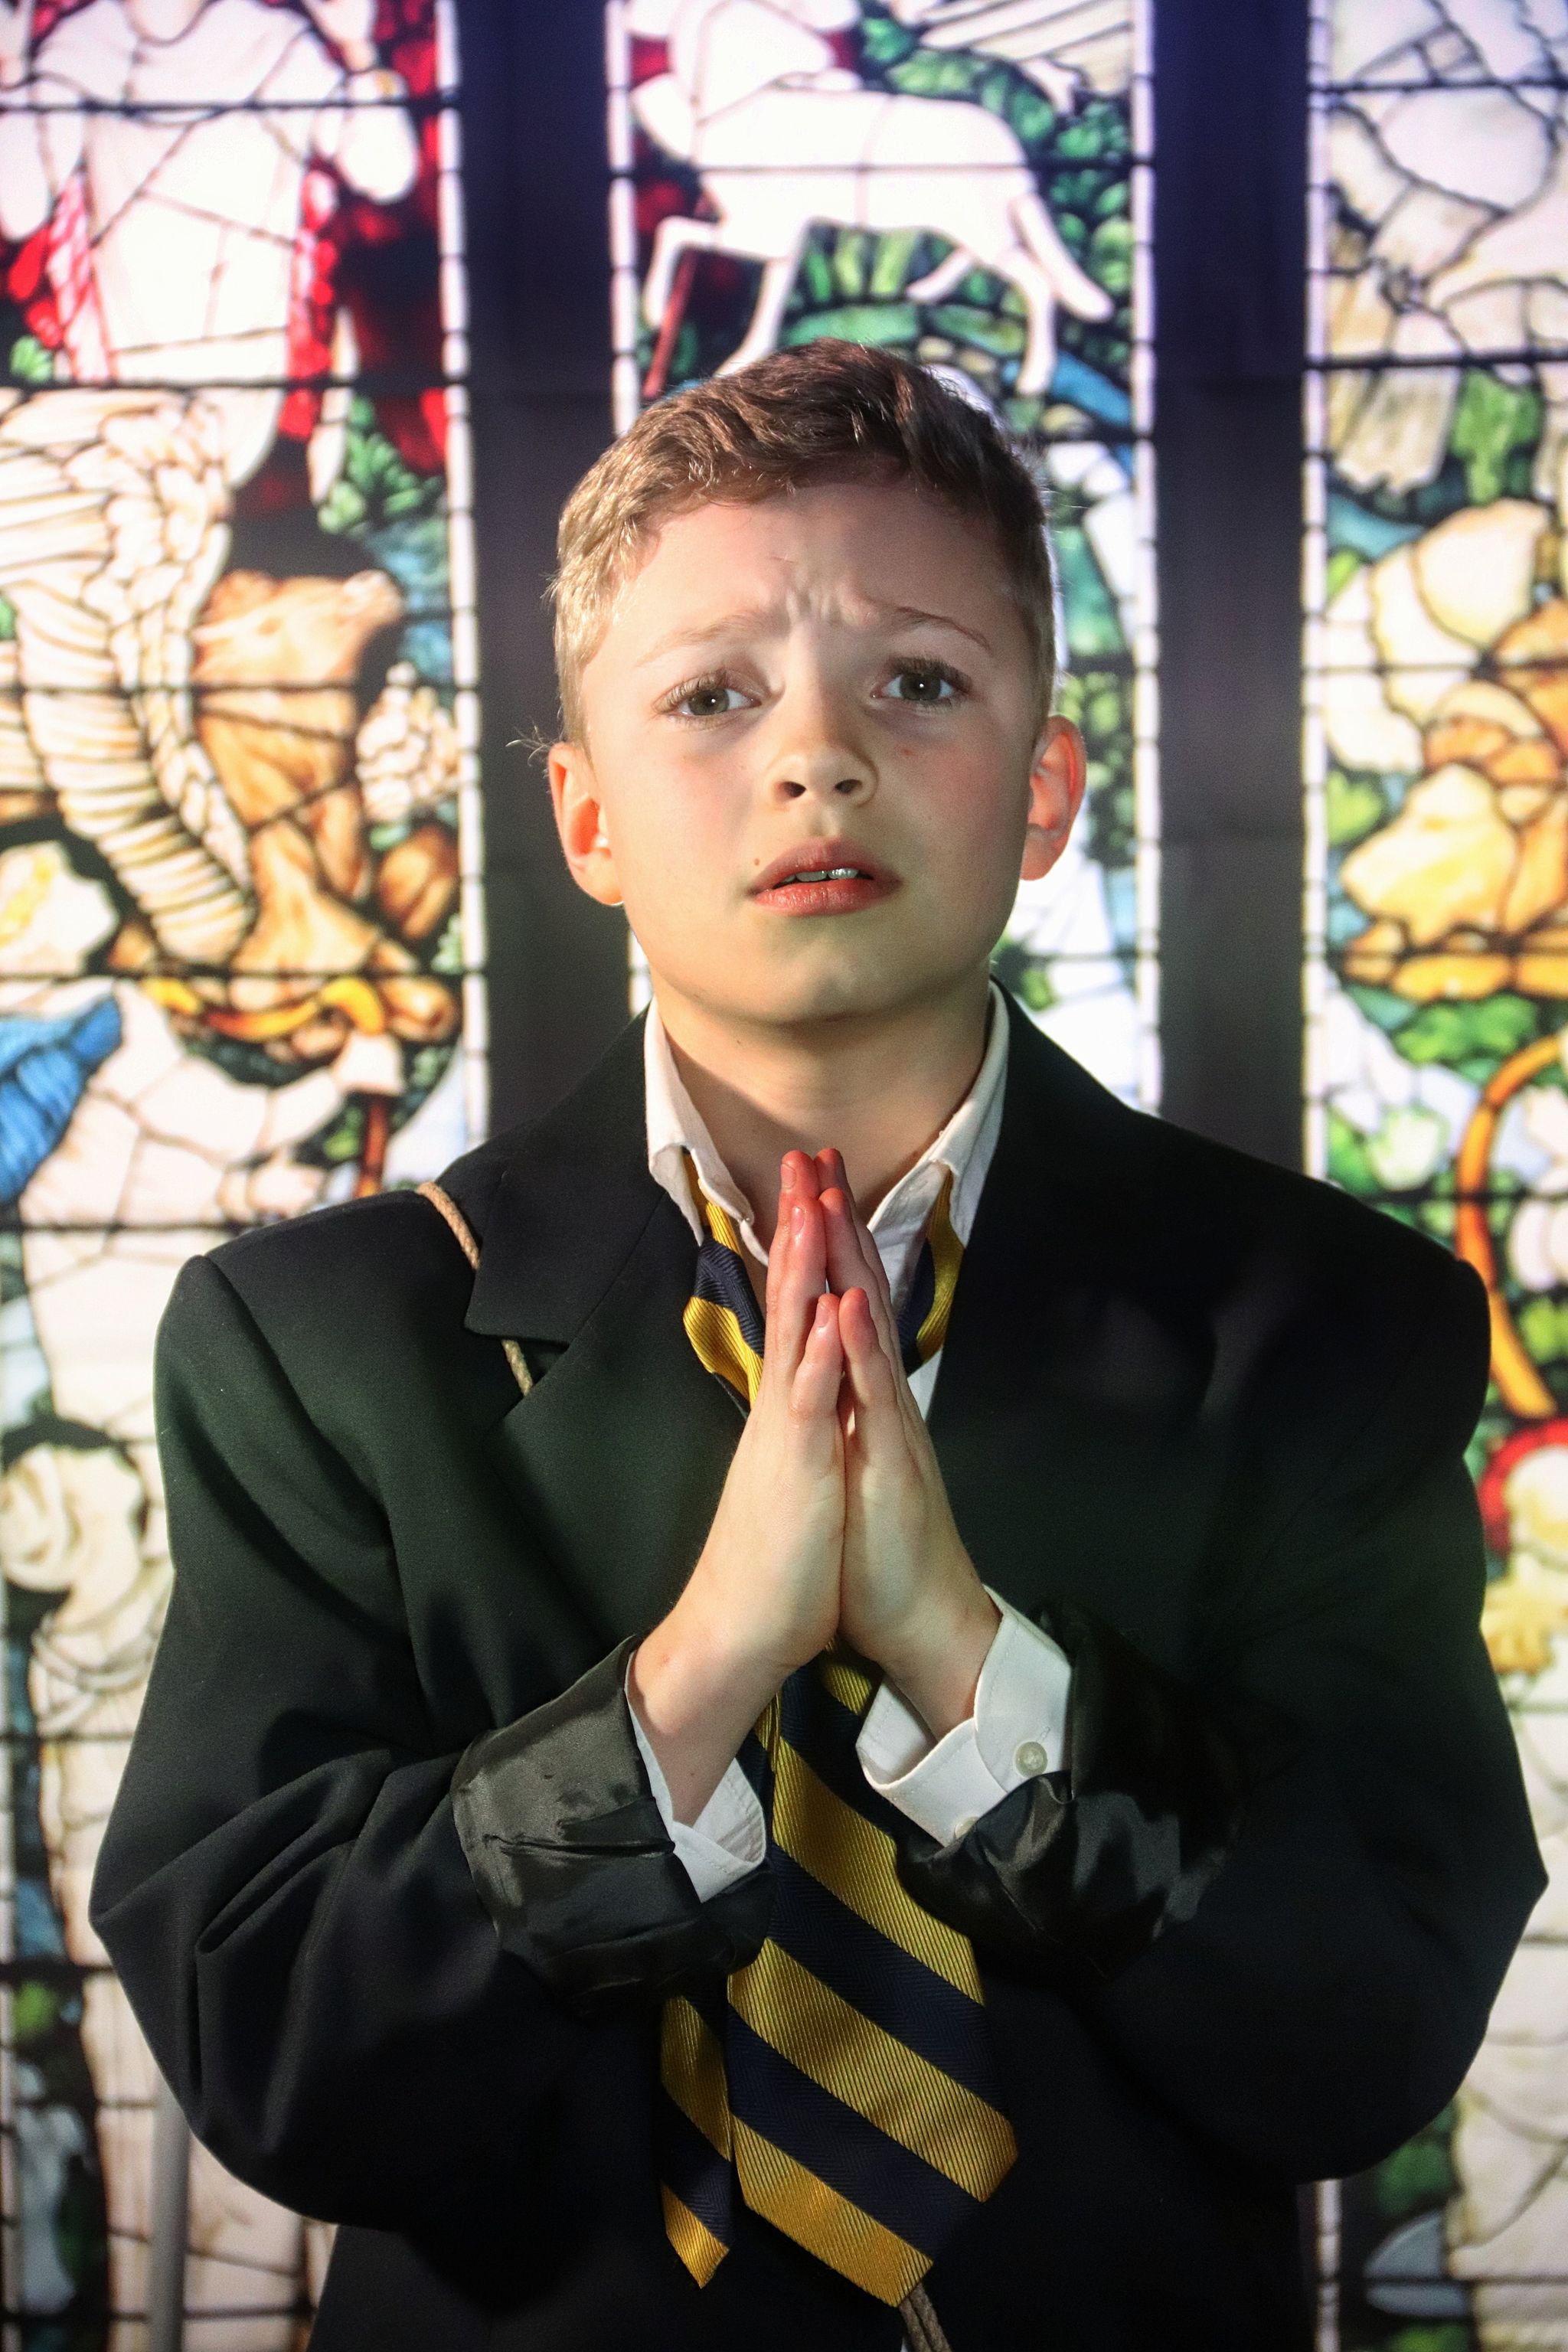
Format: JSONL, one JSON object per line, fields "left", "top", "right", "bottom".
{"left": 1304, "top": 1, "right": 1568, "bottom": 2339}
{"left": 0, "top": 0, "right": 482, "bottom": 2338}
{"left": 606, "top": 0, "right": 1158, "bottom": 1107}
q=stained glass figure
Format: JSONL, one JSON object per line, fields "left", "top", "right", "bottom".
{"left": 0, "top": 0, "right": 483, "bottom": 2341}
{"left": 1304, "top": 3, "right": 1568, "bottom": 2343}
{"left": 606, "top": 0, "right": 1158, "bottom": 1106}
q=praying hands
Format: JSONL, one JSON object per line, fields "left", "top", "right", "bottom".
{"left": 629, "top": 1149, "right": 998, "bottom": 1823}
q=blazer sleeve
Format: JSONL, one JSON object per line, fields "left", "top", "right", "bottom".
{"left": 896, "top": 1252, "right": 1546, "bottom": 2180}
{"left": 87, "top": 1252, "right": 760, "bottom": 2232}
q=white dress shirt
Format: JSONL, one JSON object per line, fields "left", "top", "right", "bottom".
{"left": 630, "top": 982, "right": 1073, "bottom": 1900}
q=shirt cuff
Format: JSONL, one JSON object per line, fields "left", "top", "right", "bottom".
{"left": 857, "top": 1590, "right": 1071, "bottom": 1846}
{"left": 626, "top": 1660, "right": 767, "bottom": 1903}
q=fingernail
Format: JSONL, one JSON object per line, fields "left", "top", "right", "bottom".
{"left": 781, "top": 1157, "right": 797, "bottom": 1193}
{"left": 792, "top": 1201, "right": 805, "bottom": 1236}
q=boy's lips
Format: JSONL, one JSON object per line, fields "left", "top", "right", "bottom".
{"left": 749, "top": 837, "right": 897, "bottom": 916}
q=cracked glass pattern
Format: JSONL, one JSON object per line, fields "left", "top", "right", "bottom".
{"left": 1304, "top": 4, "right": 1568, "bottom": 2344}
{"left": 0, "top": 2, "right": 483, "bottom": 2341}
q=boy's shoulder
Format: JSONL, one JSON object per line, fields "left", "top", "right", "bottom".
{"left": 188, "top": 1015, "right": 649, "bottom": 1370}
{"left": 985, "top": 1009, "right": 1490, "bottom": 1465}
{"left": 188, "top": 1182, "right": 482, "bottom": 1376}
{"left": 1152, "top": 1115, "right": 1490, "bottom": 1463}
{"left": 1005, "top": 1002, "right": 1478, "bottom": 1334}
{"left": 1125, "top": 1087, "right": 1461, "bottom": 1292}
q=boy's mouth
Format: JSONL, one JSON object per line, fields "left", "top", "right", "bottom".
{"left": 750, "top": 837, "right": 897, "bottom": 916}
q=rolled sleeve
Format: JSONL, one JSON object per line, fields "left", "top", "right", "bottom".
{"left": 858, "top": 1592, "right": 1072, "bottom": 1844}
{"left": 452, "top": 1640, "right": 771, "bottom": 2014}
{"left": 626, "top": 1661, "right": 766, "bottom": 1904}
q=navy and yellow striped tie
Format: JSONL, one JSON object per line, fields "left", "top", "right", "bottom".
{"left": 660, "top": 1158, "right": 1016, "bottom": 2304}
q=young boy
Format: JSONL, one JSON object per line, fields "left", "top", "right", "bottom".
{"left": 92, "top": 343, "right": 1542, "bottom": 2352}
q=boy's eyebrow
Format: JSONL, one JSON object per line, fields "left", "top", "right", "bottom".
{"left": 632, "top": 601, "right": 993, "bottom": 668}
{"left": 632, "top": 611, "right": 775, "bottom": 668}
{"left": 877, "top": 602, "right": 993, "bottom": 652}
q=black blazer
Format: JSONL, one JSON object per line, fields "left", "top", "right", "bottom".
{"left": 90, "top": 991, "right": 1544, "bottom": 2352}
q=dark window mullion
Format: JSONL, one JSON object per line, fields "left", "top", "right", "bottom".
{"left": 459, "top": 0, "right": 628, "bottom": 1136}
{"left": 1154, "top": 0, "right": 1309, "bottom": 1170}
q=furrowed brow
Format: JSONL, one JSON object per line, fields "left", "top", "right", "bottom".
{"left": 632, "top": 611, "right": 776, "bottom": 668}
{"left": 875, "top": 603, "right": 993, "bottom": 652}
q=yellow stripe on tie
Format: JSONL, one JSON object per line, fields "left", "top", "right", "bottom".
{"left": 731, "top": 2118, "right": 928, "bottom": 2307}
{"left": 728, "top": 1944, "right": 1014, "bottom": 2200}
{"left": 913, "top": 1168, "right": 962, "bottom": 1364}
{"left": 682, "top": 1295, "right": 762, "bottom": 1405}
{"left": 661, "top": 1998, "right": 732, "bottom": 2158}
{"left": 686, "top": 1175, "right": 746, "bottom": 1258}
{"left": 661, "top": 2187, "right": 727, "bottom": 2286}
{"left": 770, "top": 1746, "right": 985, "bottom": 2001}
{"left": 817, "top": 1653, "right": 876, "bottom": 1716}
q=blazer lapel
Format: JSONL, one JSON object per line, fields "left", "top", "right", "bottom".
{"left": 463, "top": 1015, "right": 743, "bottom": 1648}
{"left": 929, "top": 995, "right": 1217, "bottom": 1655}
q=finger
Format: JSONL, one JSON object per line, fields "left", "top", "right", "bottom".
{"left": 818, "top": 1188, "right": 887, "bottom": 1344}
{"left": 820, "top": 1187, "right": 902, "bottom": 1369}
{"left": 815, "top": 1148, "right": 895, "bottom": 1324}
{"left": 766, "top": 1149, "right": 819, "bottom": 1319}
{"left": 789, "top": 1292, "right": 844, "bottom": 1429}
{"left": 825, "top": 1172, "right": 918, "bottom": 1426}
{"left": 766, "top": 1150, "right": 802, "bottom": 1318}
{"left": 838, "top": 1283, "right": 903, "bottom": 1450}
{"left": 765, "top": 1190, "right": 828, "bottom": 1394}
{"left": 832, "top": 1158, "right": 897, "bottom": 1317}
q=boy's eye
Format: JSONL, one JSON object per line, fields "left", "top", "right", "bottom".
{"left": 664, "top": 678, "right": 750, "bottom": 720}
{"left": 881, "top": 664, "right": 963, "bottom": 707}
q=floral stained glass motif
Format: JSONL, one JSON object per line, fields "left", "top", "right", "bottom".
{"left": 1305, "top": 3, "right": 1568, "bottom": 2344}
{"left": 606, "top": 0, "right": 1158, "bottom": 1107}
{"left": 0, "top": 0, "right": 484, "bottom": 2342}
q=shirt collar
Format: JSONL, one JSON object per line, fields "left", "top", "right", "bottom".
{"left": 644, "top": 980, "right": 1011, "bottom": 1282}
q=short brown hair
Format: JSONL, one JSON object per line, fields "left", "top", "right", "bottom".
{"left": 550, "top": 341, "right": 1057, "bottom": 740}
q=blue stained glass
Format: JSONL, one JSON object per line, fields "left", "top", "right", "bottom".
{"left": 0, "top": 998, "right": 122, "bottom": 1206}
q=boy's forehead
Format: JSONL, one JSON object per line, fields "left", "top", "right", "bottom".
{"left": 612, "top": 480, "right": 1011, "bottom": 648}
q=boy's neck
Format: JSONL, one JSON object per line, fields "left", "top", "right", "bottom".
{"left": 652, "top": 972, "right": 995, "bottom": 1251}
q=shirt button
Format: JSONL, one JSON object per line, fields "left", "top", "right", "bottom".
{"left": 1014, "top": 1740, "right": 1049, "bottom": 1777}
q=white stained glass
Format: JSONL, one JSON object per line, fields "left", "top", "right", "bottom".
{"left": 0, "top": 0, "right": 485, "bottom": 2340}
{"left": 1305, "top": 2, "right": 1568, "bottom": 2343}
{"left": 606, "top": 0, "right": 1158, "bottom": 1108}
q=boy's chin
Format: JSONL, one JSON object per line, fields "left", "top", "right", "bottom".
{"left": 662, "top": 950, "right": 974, "bottom": 1032}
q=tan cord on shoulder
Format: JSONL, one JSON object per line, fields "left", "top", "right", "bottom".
{"left": 898, "top": 2285, "right": 956, "bottom": 2352}
{"left": 417, "top": 1181, "right": 533, "bottom": 1399}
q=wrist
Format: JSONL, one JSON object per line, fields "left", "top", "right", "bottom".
{"left": 629, "top": 1598, "right": 782, "bottom": 1824}
{"left": 876, "top": 1579, "right": 1000, "bottom": 1740}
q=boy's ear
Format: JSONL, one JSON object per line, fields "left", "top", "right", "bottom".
{"left": 548, "top": 740, "right": 624, "bottom": 907}
{"left": 1021, "top": 715, "right": 1088, "bottom": 884}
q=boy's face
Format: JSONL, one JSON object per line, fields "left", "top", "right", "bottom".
{"left": 550, "top": 479, "right": 1086, "bottom": 1036}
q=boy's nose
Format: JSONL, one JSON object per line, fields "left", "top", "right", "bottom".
{"left": 772, "top": 769, "right": 869, "bottom": 802}
{"left": 763, "top": 735, "right": 875, "bottom": 805}
{"left": 757, "top": 668, "right": 877, "bottom": 802}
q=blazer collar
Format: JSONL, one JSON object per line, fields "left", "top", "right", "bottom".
{"left": 464, "top": 1010, "right": 672, "bottom": 1348}
{"left": 462, "top": 987, "right": 1141, "bottom": 1357}
{"left": 460, "top": 978, "right": 1147, "bottom": 1374}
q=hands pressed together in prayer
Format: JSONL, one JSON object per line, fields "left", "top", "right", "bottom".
{"left": 630, "top": 1151, "right": 1000, "bottom": 1822}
